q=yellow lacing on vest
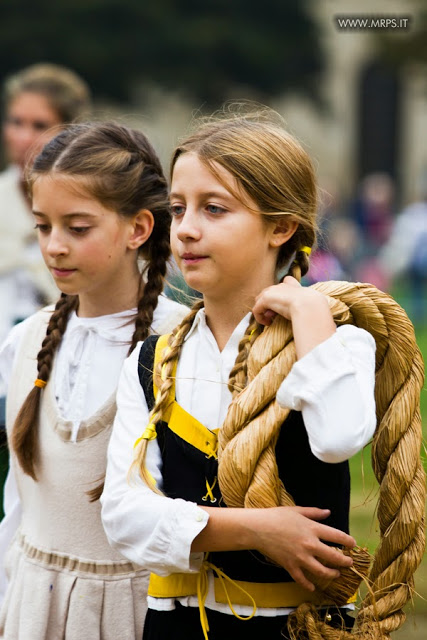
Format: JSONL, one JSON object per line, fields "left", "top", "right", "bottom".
{"left": 202, "top": 477, "right": 217, "bottom": 503}
{"left": 205, "top": 440, "right": 218, "bottom": 460}
{"left": 196, "top": 560, "right": 257, "bottom": 640}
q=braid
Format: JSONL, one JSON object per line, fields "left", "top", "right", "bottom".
{"left": 286, "top": 248, "right": 311, "bottom": 282}
{"left": 132, "top": 301, "right": 204, "bottom": 492}
{"left": 88, "top": 235, "right": 172, "bottom": 502}
{"left": 228, "top": 315, "right": 263, "bottom": 396}
{"left": 228, "top": 245, "right": 311, "bottom": 398}
{"left": 12, "top": 294, "right": 78, "bottom": 479}
{"left": 128, "top": 233, "right": 171, "bottom": 354}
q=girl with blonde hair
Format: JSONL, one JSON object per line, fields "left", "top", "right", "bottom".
{"left": 102, "top": 111, "right": 377, "bottom": 639}
{"left": 0, "top": 121, "right": 188, "bottom": 639}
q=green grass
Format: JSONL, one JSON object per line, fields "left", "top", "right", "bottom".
{"left": 349, "top": 297, "right": 427, "bottom": 634}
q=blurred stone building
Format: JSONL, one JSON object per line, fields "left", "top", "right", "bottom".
{"left": 121, "top": 0, "right": 426, "bottom": 209}
{"left": 273, "top": 0, "right": 427, "bottom": 205}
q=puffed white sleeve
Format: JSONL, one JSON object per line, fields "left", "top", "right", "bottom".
{"left": 101, "top": 343, "right": 208, "bottom": 575}
{"left": 276, "top": 325, "right": 377, "bottom": 463}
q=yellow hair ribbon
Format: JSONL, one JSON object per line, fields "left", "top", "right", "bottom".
{"left": 34, "top": 379, "right": 47, "bottom": 389}
{"left": 299, "top": 246, "right": 312, "bottom": 255}
{"left": 133, "top": 422, "right": 157, "bottom": 448}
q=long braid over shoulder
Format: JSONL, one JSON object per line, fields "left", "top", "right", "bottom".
{"left": 12, "top": 294, "right": 78, "bottom": 479}
{"left": 132, "top": 300, "right": 204, "bottom": 491}
{"left": 14, "top": 122, "right": 171, "bottom": 480}
{"left": 228, "top": 253, "right": 310, "bottom": 397}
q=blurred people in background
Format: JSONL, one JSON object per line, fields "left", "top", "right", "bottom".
{"left": 304, "top": 175, "right": 396, "bottom": 292}
{"left": 304, "top": 181, "right": 360, "bottom": 285}
{"left": 380, "top": 175, "right": 427, "bottom": 323}
{"left": 0, "top": 63, "right": 91, "bottom": 347}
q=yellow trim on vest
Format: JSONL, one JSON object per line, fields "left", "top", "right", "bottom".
{"left": 168, "top": 402, "right": 218, "bottom": 457}
{"left": 148, "top": 570, "right": 357, "bottom": 608}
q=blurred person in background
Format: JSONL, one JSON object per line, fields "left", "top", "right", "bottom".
{"left": 352, "top": 172, "right": 394, "bottom": 252}
{"left": 0, "top": 63, "right": 91, "bottom": 511}
{"left": 304, "top": 181, "right": 356, "bottom": 285}
{"left": 350, "top": 173, "right": 394, "bottom": 291}
{"left": 0, "top": 63, "right": 91, "bottom": 347}
{"left": 379, "top": 173, "right": 427, "bottom": 323}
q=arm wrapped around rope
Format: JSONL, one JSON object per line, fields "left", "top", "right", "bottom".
{"left": 218, "top": 281, "right": 425, "bottom": 639}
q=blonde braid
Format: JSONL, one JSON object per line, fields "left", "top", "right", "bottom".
{"left": 132, "top": 300, "right": 204, "bottom": 492}
{"left": 227, "top": 244, "right": 311, "bottom": 400}
{"left": 227, "top": 315, "right": 263, "bottom": 396}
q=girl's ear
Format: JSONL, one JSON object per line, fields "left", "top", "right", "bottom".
{"left": 269, "top": 218, "right": 298, "bottom": 248}
{"left": 127, "top": 209, "right": 155, "bottom": 250}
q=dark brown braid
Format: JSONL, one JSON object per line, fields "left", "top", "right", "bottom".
{"left": 129, "top": 232, "right": 171, "bottom": 354}
{"left": 12, "top": 294, "right": 78, "bottom": 479}
{"left": 88, "top": 218, "right": 171, "bottom": 501}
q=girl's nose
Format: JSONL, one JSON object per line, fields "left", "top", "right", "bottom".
{"left": 46, "top": 230, "right": 69, "bottom": 257}
{"left": 175, "top": 209, "right": 202, "bottom": 241}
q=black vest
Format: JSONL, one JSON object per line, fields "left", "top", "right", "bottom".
{"left": 138, "top": 335, "right": 350, "bottom": 586}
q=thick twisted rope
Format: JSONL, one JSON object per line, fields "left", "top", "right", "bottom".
{"left": 218, "top": 281, "right": 425, "bottom": 639}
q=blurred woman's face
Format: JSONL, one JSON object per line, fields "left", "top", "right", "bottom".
{"left": 3, "top": 91, "right": 62, "bottom": 171}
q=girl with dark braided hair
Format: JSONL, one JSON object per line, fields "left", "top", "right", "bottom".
{"left": 0, "top": 122, "right": 187, "bottom": 639}
{"left": 102, "top": 110, "right": 377, "bottom": 640}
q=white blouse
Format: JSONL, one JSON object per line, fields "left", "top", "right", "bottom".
{"left": 0, "top": 294, "right": 188, "bottom": 603}
{"left": 101, "top": 310, "right": 377, "bottom": 617}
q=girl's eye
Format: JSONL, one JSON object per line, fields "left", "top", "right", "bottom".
{"left": 171, "top": 204, "right": 185, "bottom": 216}
{"left": 34, "top": 223, "right": 50, "bottom": 233}
{"left": 70, "top": 226, "right": 90, "bottom": 234}
{"left": 32, "top": 120, "right": 51, "bottom": 132}
{"left": 206, "top": 204, "right": 225, "bottom": 215}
